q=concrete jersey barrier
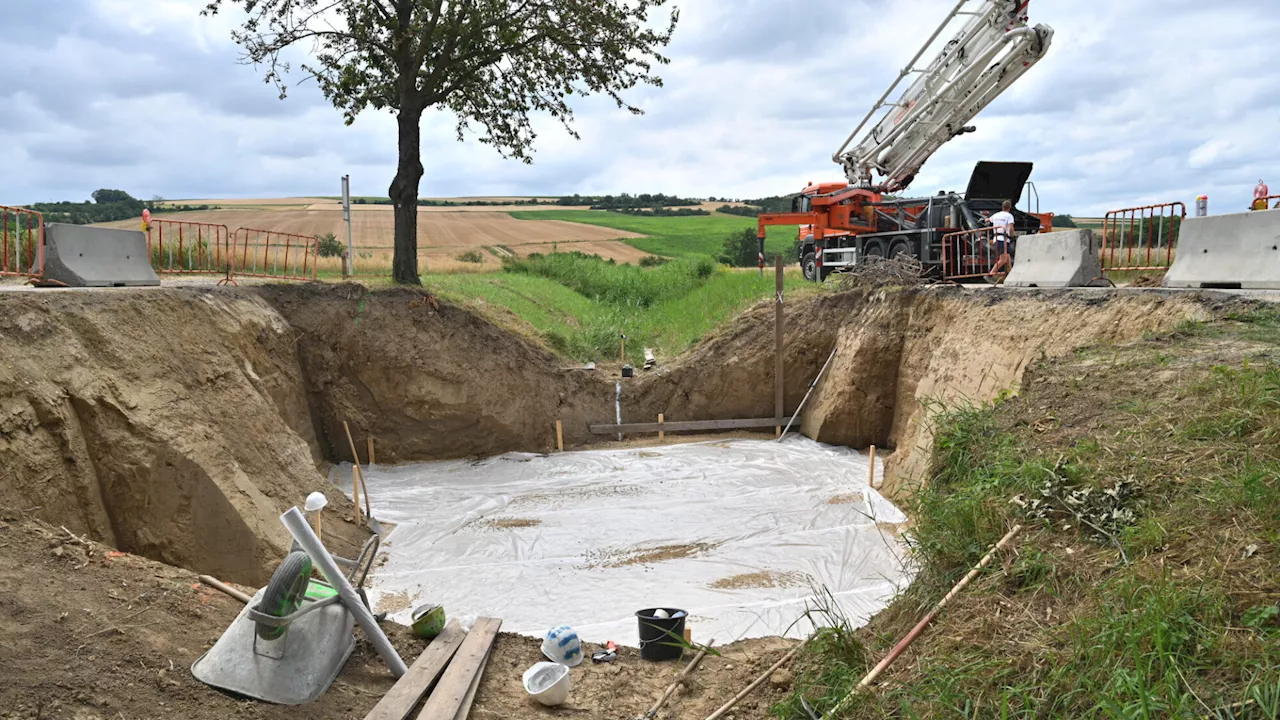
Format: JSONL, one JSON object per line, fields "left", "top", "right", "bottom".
{"left": 1163, "top": 210, "right": 1280, "bottom": 290}
{"left": 1004, "top": 229, "right": 1100, "bottom": 288}
{"left": 41, "top": 224, "right": 160, "bottom": 287}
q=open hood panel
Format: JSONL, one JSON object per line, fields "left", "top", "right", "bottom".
{"left": 965, "top": 161, "right": 1033, "bottom": 203}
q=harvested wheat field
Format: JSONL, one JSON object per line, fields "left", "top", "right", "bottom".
{"left": 97, "top": 207, "right": 647, "bottom": 266}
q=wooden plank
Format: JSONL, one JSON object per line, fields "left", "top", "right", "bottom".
{"left": 363, "top": 620, "right": 467, "bottom": 720}
{"left": 589, "top": 417, "right": 796, "bottom": 435}
{"left": 658, "top": 413, "right": 664, "bottom": 442}
{"left": 555, "top": 420, "right": 564, "bottom": 452}
{"left": 416, "top": 618, "right": 503, "bottom": 720}
{"left": 451, "top": 641, "right": 494, "bottom": 720}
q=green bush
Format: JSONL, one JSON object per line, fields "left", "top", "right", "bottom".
{"left": 315, "top": 232, "right": 345, "bottom": 258}
{"left": 639, "top": 255, "right": 669, "bottom": 267}
{"left": 455, "top": 250, "right": 485, "bottom": 264}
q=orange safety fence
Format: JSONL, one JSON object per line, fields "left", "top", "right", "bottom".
{"left": 1100, "top": 202, "right": 1185, "bottom": 277}
{"left": 0, "top": 206, "right": 44, "bottom": 279}
{"left": 148, "top": 219, "right": 234, "bottom": 282}
{"left": 231, "top": 228, "right": 319, "bottom": 281}
{"left": 941, "top": 226, "right": 1003, "bottom": 281}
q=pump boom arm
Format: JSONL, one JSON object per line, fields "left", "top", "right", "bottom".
{"left": 834, "top": 0, "right": 1053, "bottom": 193}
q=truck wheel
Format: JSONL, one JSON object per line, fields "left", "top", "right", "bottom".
{"left": 889, "top": 237, "right": 914, "bottom": 259}
{"left": 864, "top": 239, "right": 888, "bottom": 259}
{"left": 802, "top": 252, "right": 818, "bottom": 282}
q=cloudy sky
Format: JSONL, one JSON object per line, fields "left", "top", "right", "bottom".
{"left": 2, "top": 0, "right": 1275, "bottom": 214}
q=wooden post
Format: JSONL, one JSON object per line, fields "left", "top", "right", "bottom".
{"left": 555, "top": 420, "right": 564, "bottom": 452}
{"left": 343, "top": 421, "right": 364, "bottom": 525}
{"left": 774, "top": 255, "right": 785, "bottom": 438}
{"left": 367, "top": 436, "right": 376, "bottom": 465}
{"left": 868, "top": 445, "right": 879, "bottom": 490}
{"left": 620, "top": 333, "right": 626, "bottom": 364}
{"left": 658, "top": 413, "right": 665, "bottom": 442}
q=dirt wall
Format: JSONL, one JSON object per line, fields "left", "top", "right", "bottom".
{"left": 799, "top": 288, "right": 1224, "bottom": 497}
{"left": 0, "top": 289, "right": 354, "bottom": 585}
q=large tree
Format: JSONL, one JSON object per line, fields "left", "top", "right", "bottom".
{"left": 203, "top": 0, "right": 678, "bottom": 285}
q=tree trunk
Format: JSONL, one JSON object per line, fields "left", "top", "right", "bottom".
{"left": 389, "top": 106, "right": 425, "bottom": 285}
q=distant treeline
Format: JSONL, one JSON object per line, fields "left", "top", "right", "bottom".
{"left": 551, "top": 193, "right": 702, "bottom": 210}
{"left": 28, "top": 189, "right": 214, "bottom": 225}
{"left": 712, "top": 195, "right": 798, "bottom": 218}
{"left": 616, "top": 207, "right": 710, "bottom": 217}
{"left": 352, "top": 197, "right": 550, "bottom": 207}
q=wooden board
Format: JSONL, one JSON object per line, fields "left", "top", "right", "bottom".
{"left": 363, "top": 620, "right": 467, "bottom": 720}
{"left": 451, "top": 642, "right": 494, "bottom": 720}
{"left": 417, "top": 618, "right": 503, "bottom": 720}
{"left": 589, "top": 417, "right": 796, "bottom": 435}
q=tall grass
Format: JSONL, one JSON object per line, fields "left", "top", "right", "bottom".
{"left": 502, "top": 251, "right": 714, "bottom": 308}
{"left": 425, "top": 256, "right": 809, "bottom": 362}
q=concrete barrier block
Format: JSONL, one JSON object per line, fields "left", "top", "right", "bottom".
{"left": 1163, "top": 210, "right": 1280, "bottom": 289}
{"left": 1004, "top": 229, "right": 1100, "bottom": 288}
{"left": 41, "top": 224, "right": 160, "bottom": 287}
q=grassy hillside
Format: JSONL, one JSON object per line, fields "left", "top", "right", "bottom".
{"left": 775, "top": 309, "right": 1280, "bottom": 718}
{"left": 508, "top": 209, "right": 801, "bottom": 259}
{"left": 424, "top": 256, "right": 813, "bottom": 363}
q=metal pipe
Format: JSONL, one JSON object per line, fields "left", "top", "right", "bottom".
{"left": 778, "top": 347, "right": 838, "bottom": 440}
{"left": 615, "top": 381, "right": 623, "bottom": 442}
{"left": 279, "top": 506, "right": 408, "bottom": 677}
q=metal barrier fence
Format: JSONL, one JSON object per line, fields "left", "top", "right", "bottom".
{"left": 0, "top": 206, "right": 44, "bottom": 279}
{"left": 941, "top": 226, "right": 1001, "bottom": 281}
{"left": 231, "top": 228, "right": 319, "bottom": 281}
{"left": 148, "top": 220, "right": 234, "bottom": 281}
{"left": 1100, "top": 202, "right": 1185, "bottom": 277}
{"left": 1253, "top": 195, "right": 1280, "bottom": 211}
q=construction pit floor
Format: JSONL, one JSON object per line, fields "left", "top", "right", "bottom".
{"left": 342, "top": 437, "right": 911, "bottom": 647}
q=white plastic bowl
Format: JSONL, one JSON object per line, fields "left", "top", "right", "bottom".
{"left": 522, "top": 662, "right": 571, "bottom": 707}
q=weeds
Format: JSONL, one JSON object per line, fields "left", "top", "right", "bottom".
{"left": 776, "top": 311, "right": 1280, "bottom": 719}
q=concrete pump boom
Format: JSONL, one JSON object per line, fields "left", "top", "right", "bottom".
{"left": 834, "top": 0, "right": 1054, "bottom": 193}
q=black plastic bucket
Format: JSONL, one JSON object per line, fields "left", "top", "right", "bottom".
{"left": 636, "top": 608, "right": 687, "bottom": 661}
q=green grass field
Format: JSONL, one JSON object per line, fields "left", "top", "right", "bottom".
{"left": 423, "top": 259, "right": 813, "bottom": 363}
{"left": 508, "top": 210, "right": 801, "bottom": 260}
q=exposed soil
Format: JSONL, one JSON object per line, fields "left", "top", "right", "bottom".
{"left": 586, "top": 542, "right": 722, "bottom": 569}
{"left": 0, "top": 508, "right": 799, "bottom": 720}
{"left": 472, "top": 517, "right": 542, "bottom": 530}
{"left": 826, "top": 493, "right": 866, "bottom": 505}
{"left": 709, "top": 571, "right": 808, "bottom": 590}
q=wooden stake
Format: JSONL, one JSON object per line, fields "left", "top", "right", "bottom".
{"left": 648, "top": 640, "right": 714, "bottom": 718}
{"left": 555, "top": 420, "right": 564, "bottom": 452}
{"left": 367, "top": 436, "right": 376, "bottom": 465}
{"left": 352, "top": 465, "right": 363, "bottom": 526}
{"left": 868, "top": 445, "right": 879, "bottom": 490}
{"left": 704, "top": 638, "right": 809, "bottom": 720}
{"left": 658, "top": 413, "right": 665, "bottom": 442}
{"left": 620, "top": 334, "right": 626, "bottom": 363}
{"left": 198, "top": 574, "right": 252, "bottom": 604}
{"left": 827, "top": 525, "right": 1024, "bottom": 716}
{"left": 343, "top": 421, "right": 365, "bottom": 525}
{"left": 775, "top": 255, "right": 785, "bottom": 438}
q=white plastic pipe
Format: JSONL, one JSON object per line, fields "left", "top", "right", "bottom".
{"left": 615, "top": 381, "right": 623, "bottom": 442}
{"left": 279, "top": 506, "right": 408, "bottom": 677}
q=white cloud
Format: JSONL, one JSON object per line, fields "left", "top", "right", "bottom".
{"left": 1, "top": 0, "right": 1278, "bottom": 215}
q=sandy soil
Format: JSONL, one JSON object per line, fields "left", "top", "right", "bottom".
{"left": 98, "top": 209, "right": 646, "bottom": 264}
{"left": 0, "top": 510, "right": 799, "bottom": 720}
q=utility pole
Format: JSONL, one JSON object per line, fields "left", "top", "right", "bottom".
{"left": 342, "top": 175, "right": 354, "bottom": 275}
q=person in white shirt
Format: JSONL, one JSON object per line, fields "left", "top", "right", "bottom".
{"left": 986, "top": 200, "right": 1016, "bottom": 284}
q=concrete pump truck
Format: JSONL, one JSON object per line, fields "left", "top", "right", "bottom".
{"left": 758, "top": 0, "right": 1056, "bottom": 282}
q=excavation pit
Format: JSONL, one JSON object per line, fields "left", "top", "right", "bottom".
{"left": 340, "top": 437, "right": 911, "bottom": 646}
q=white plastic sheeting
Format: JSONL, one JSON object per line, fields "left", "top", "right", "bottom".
{"left": 342, "top": 437, "right": 912, "bottom": 647}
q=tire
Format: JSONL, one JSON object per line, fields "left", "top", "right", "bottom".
{"left": 802, "top": 251, "right": 818, "bottom": 282}
{"left": 863, "top": 238, "right": 888, "bottom": 260}
{"left": 256, "top": 551, "right": 313, "bottom": 641}
{"left": 888, "top": 237, "right": 914, "bottom": 260}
